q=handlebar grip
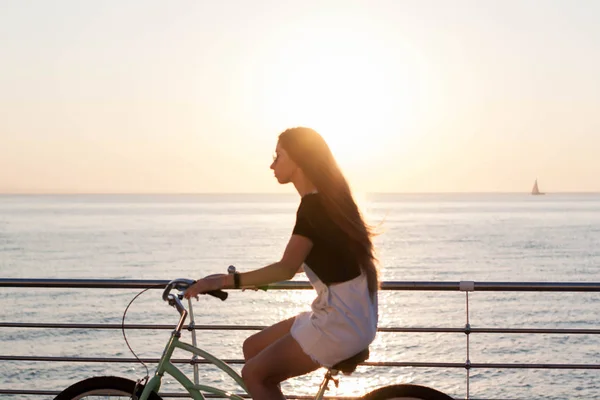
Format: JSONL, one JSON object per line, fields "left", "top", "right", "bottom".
{"left": 207, "top": 290, "right": 228, "bottom": 301}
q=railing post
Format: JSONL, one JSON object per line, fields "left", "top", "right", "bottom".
{"left": 460, "top": 281, "right": 475, "bottom": 400}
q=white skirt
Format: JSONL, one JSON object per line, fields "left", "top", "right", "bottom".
{"left": 290, "top": 265, "right": 378, "bottom": 368}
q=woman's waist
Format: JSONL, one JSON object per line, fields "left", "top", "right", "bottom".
{"left": 312, "top": 277, "right": 375, "bottom": 311}
{"left": 310, "top": 298, "right": 378, "bottom": 336}
{"left": 306, "top": 264, "right": 362, "bottom": 286}
{"left": 326, "top": 271, "right": 368, "bottom": 291}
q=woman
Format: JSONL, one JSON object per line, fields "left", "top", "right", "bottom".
{"left": 184, "top": 127, "right": 379, "bottom": 399}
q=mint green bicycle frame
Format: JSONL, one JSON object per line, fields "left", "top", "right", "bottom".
{"left": 138, "top": 287, "right": 332, "bottom": 400}
{"left": 139, "top": 332, "right": 247, "bottom": 400}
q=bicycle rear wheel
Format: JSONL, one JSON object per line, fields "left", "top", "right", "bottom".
{"left": 54, "top": 376, "right": 163, "bottom": 400}
{"left": 361, "top": 384, "right": 454, "bottom": 400}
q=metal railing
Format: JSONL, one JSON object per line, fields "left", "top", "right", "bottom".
{"left": 1, "top": 278, "right": 600, "bottom": 399}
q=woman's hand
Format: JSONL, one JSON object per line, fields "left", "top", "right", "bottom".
{"left": 184, "top": 274, "right": 226, "bottom": 300}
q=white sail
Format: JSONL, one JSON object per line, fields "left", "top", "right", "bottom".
{"left": 531, "top": 179, "right": 544, "bottom": 195}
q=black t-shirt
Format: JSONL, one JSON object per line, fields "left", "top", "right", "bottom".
{"left": 292, "top": 193, "right": 362, "bottom": 285}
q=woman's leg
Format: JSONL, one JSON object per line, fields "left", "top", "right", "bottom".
{"left": 243, "top": 316, "right": 296, "bottom": 361}
{"left": 242, "top": 333, "right": 321, "bottom": 400}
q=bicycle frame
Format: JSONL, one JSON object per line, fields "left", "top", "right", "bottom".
{"left": 138, "top": 295, "right": 248, "bottom": 400}
{"left": 139, "top": 329, "right": 332, "bottom": 400}
{"left": 139, "top": 332, "right": 247, "bottom": 400}
{"left": 138, "top": 286, "right": 332, "bottom": 400}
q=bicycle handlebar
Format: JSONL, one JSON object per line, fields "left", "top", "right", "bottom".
{"left": 162, "top": 278, "right": 228, "bottom": 302}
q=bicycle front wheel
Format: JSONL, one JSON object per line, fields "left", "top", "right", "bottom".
{"left": 54, "top": 376, "right": 163, "bottom": 400}
{"left": 361, "top": 384, "right": 454, "bottom": 400}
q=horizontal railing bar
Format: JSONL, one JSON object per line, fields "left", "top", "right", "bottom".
{"left": 0, "top": 355, "right": 237, "bottom": 363}
{"left": 0, "top": 390, "right": 56, "bottom": 396}
{"left": 7, "top": 389, "right": 446, "bottom": 400}
{"left": 0, "top": 322, "right": 266, "bottom": 330}
{"left": 0, "top": 389, "right": 511, "bottom": 400}
{"left": 2, "top": 355, "right": 599, "bottom": 370}
{"left": 467, "top": 327, "right": 600, "bottom": 334}
{"left": 2, "top": 322, "right": 599, "bottom": 335}
{"left": 2, "top": 278, "right": 600, "bottom": 291}
{"left": 0, "top": 278, "right": 169, "bottom": 289}
{"left": 0, "top": 392, "right": 509, "bottom": 400}
{"left": 0, "top": 389, "right": 357, "bottom": 399}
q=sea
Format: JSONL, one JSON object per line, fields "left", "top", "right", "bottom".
{"left": 1, "top": 193, "right": 599, "bottom": 400}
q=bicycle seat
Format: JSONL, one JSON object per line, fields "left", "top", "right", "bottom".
{"left": 330, "top": 348, "right": 369, "bottom": 374}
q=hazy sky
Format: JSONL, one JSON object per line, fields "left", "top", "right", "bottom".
{"left": 1, "top": 0, "right": 599, "bottom": 194}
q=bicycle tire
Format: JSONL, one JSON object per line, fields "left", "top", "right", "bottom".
{"left": 361, "top": 384, "right": 454, "bottom": 400}
{"left": 54, "top": 376, "right": 163, "bottom": 400}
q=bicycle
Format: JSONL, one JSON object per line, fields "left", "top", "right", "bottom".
{"left": 54, "top": 274, "right": 455, "bottom": 400}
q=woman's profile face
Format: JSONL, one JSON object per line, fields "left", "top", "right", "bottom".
{"left": 270, "top": 142, "right": 298, "bottom": 184}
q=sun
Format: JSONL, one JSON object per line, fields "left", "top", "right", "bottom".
{"left": 256, "top": 19, "right": 419, "bottom": 171}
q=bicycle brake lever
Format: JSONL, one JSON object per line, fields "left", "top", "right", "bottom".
{"left": 174, "top": 278, "right": 196, "bottom": 291}
{"left": 207, "top": 290, "right": 228, "bottom": 301}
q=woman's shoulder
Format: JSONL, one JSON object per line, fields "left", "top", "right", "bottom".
{"left": 299, "top": 192, "right": 322, "bottom": 211}
{"left": 301, "top": 192, "right": 320, "bottom": 202}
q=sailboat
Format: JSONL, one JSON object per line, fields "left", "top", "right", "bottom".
{"left": 531, "top": 179, "right": 545, "bottom": 195}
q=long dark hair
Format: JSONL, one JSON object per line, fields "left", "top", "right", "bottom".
{"left": 278, "top": 127, "right": 380, "bottom": 297}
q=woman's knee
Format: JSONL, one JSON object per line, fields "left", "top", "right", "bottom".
{"left": 242, "top": 359, "right": 279, "bottom": 387}
{"left": 243, "top": 317, "right": 296, "bottom": 361}
{"left": 242, "top": 333, "right": 259, "bottom": 361}
{"left": 241, "top": 358, "right": 262, "bottom": 385}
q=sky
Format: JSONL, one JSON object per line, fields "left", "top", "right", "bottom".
{"left": 1, "top": 0, "right": 599, "bottom": 194}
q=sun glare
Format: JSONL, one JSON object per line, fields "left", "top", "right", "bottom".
{"left": 257, "top": 18, "right": 420, "bottom": 171}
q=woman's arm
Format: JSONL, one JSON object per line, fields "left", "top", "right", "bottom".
{"left": 184, "top": 234, "right": 312, "bottom": 298}
{"left": 238, "top": 234, "right": 312, "bottom": 286}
